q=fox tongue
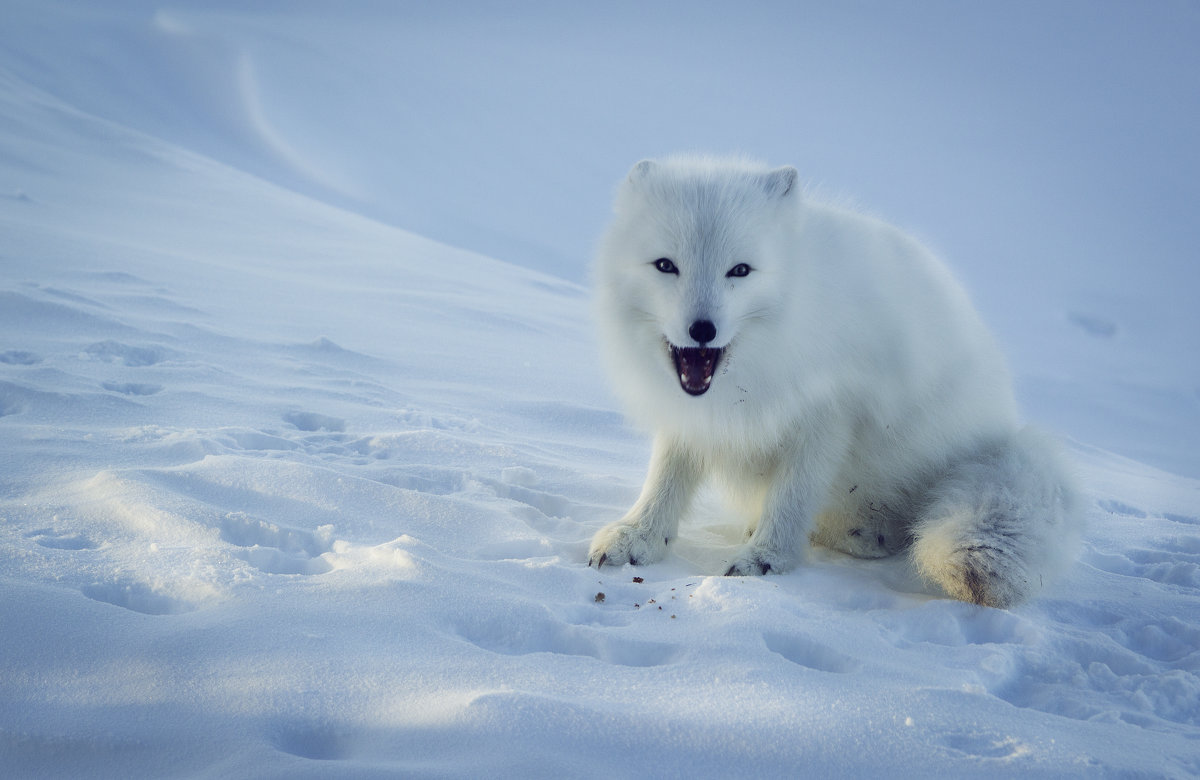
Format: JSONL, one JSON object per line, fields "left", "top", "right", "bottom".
{"left": 672, "top": 346, "right": 722, "bottom": 396}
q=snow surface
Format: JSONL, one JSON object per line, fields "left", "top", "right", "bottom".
{"left": 2, "top": 2, "right": 1199, "bottom": 777}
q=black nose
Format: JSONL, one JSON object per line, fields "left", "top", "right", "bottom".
{"left": 689, "top": 319, "right": 717, "bottom": 345}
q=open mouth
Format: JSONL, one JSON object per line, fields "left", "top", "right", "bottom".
{"left": 670, "top": 345, "right": 724, "bottom": 396}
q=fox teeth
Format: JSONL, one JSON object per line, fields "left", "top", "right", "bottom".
{"left": 670, "top": 344, "right": 724, "bottom": 396}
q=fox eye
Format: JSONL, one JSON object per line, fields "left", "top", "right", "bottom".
{"left": 653, "top": 258, "right": 679, "bottom": 275}
{"left": 726, "top": 263, "right": 752, "bottom": 278}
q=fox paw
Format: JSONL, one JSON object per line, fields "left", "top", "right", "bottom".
{"left": 723, "top": 546, "right": 785, "bottom": 576}
{"left": 588, "top": 519, "right": 668, "bottom": 568}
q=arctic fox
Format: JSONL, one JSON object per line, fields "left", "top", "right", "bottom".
{"left": 588, "top": 155, "right": 1081, "bottom": 608}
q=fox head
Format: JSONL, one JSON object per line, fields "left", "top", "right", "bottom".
{"left": 594, "top": 156, "right": 800, "bottom": 404}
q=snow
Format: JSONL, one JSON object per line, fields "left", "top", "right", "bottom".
{"left": 1, "top": 2, "right": 1198, "bottom": 777}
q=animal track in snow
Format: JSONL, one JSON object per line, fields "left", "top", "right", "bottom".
{"left": 1083, "top": 536, "right": 1200, "bottom": 589}
{"left": 991, "top": 634, "right": 1200, "bottom": 730}
{"left": 476, "top": 472, "right": 577, "bottom": 547}
{"left": 394, "top": 408, "right": 481, "bottom": 433}
{"left": 883, "top": 601, "right": 1036, "bottom": 648}
{"left": 986, "top": 576, "right": 1200, "bottom": 733}
{"left": 485, "top": 477, "right": 572, "bottom": 523}
{"left": 1124, "top": 615, "right": 1200, "bottom": 665}
{"left": 224, "top": 429, "right": 301, "bottom": 452}
{"left": 220, "top": 513, "right": 334, "bottom": 575}
{"left": 940, "top": 732, "right": 1031, "bottom": 760}
{"left": 762, "top": 632, "right": 859, "bottom": 673}
{"left": 282, "top": 411, "right": 346, "bottom": 433}
{"left": 84, "top": 340, "right": 169, "bottom": 367}
{"left": 273, "top": 722, "right": 355, "bottom": 761}
{"left": 81, "top": 580, "right": 201, "bottom": 615}
{"left": 456, "top": 610, "right": 677, "bottom": 667}
{"left": 28, "top": 528, "right": 99, "bottom": 550}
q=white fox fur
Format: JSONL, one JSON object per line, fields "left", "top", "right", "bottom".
{"left": 588, "top": 155, "right": 1081, "bottom": 608}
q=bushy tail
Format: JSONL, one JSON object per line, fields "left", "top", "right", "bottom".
{"left": 911, "top": 427, "right": 1083, "bottom": 608}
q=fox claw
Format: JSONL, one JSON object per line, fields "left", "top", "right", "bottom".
{"left": 724, "top": 556, "right": 774, "bottom": 576}
{"left": 587, "top": 519, "right": 668, "bottom": 570}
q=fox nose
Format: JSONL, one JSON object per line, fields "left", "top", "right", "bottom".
{"left": 689, "top": 319, "right": 717, "bottom": 345}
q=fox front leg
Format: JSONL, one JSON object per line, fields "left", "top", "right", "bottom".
{"left": 589, "top": 437, "right": 699, "bottom": 568}
{"left": 725, "top": 421, "right": 847, "bottom": 576}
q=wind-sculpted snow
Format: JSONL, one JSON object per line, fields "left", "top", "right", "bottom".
{"left": 1, "top": 4, "right": 1199, "bottom": 778}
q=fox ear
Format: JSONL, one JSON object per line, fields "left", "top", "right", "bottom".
{"left": 762, "top": 166, "right": 798, "bottom": 199}
{"left": 628, "top": 159, "right": 656, "bottom": 183}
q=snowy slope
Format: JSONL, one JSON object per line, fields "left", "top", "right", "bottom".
{"left": 3, "top": 0, "right": 1197, "bottom": 479}
{"left": 2, "top": 3, "right": 1199, "bottom": 778}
